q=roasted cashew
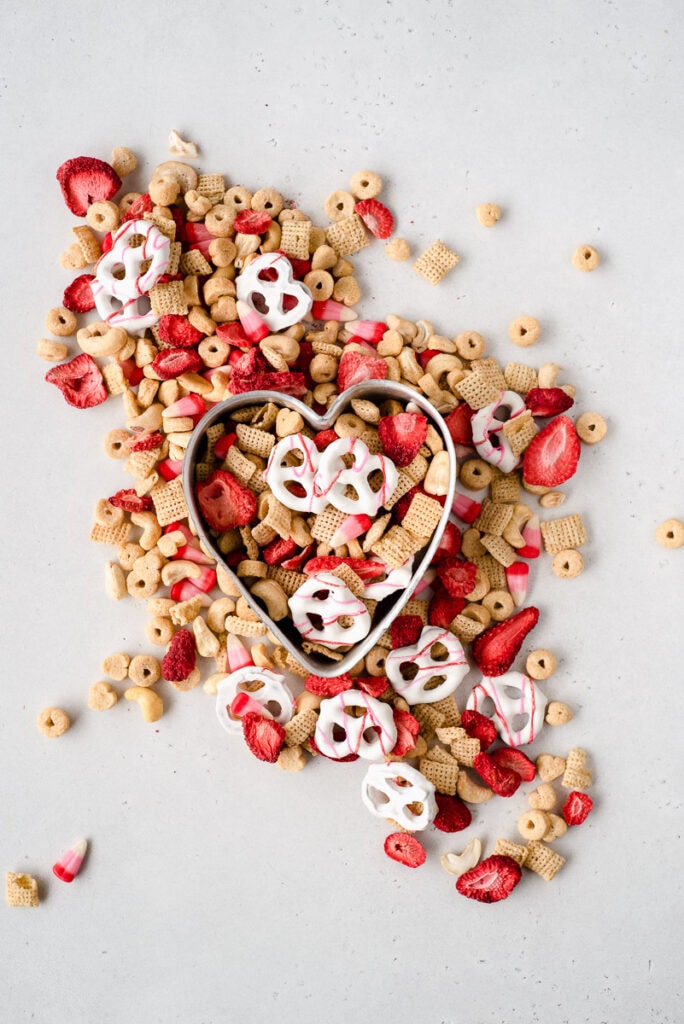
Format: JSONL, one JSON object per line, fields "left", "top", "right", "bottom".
{"left": 125, "top": 686, "right": 163, "bottom": 722}
{"left": 249, "top": 579, "right": 289, "bottom": 621}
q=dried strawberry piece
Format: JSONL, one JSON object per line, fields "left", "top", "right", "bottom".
{"left": 157, "top": 314, "right": 204, "bottom": 348}
{"left": 460, "top": 709, "right": 497, "bottom": 750}
{"left": 45, "top": 353, "right": 107, "bottom": 409}
{"left": 212, "top": 433, "right": 236, "bottom": 460}
{"left": 162, "top": 628, "right": 196, "bottom": 682}
{"left": 433, "top": 793, "right": 472, "bottom": 833}
{"left": 242, "top": 712, "right": 286, "bottom": 763}
{"left": 337, "top": 350, "right": 388, "bottom": 391}
{"left": 525, "top": 387, "right": 574, "bottom": 418}
{"left": 428, "top": 579, "right": 465, "bottom": 629}
{"left": 228, "top": 370, "right": 308, "bottom": 397}
{"left": 378, "top": 412, "right": 428, "bottom": 467}
{"left": 522, "top": 415, "right": 580, "bottom": 488}
{"left": 101, "top": 232, "right": 114, "bottom": 254}
{"left": 391, "top": 614, "right": 424, "bottom": 649}
{"left": 305, "top": 673, "right": 353, "bottom": 697}
{"left": 432, "top": 521, "right": 461, "bottom": 562}
{"left": 230, "top": 348, "right": 267, "bottom": 377}
{"left": 119, "top": 358, "right": 144, "bottom": 386}
{"left": 389, "top": 708, "right": 420, "bottom": 757}
{"left": 456, "top": 854, "right": 522, "bottom": 903}
{"left": 355, "top": 198, "right": 394, "bottom": 239}
{"left": 124, "top": 431, "right": 164, "bottom": 452}
{"left": 303, "top": 556, "right": 386, "bottom": 580}
{"left": 184, "top": 221, "right": 215, "bottom": 258}
{"left": 473, "top": 751, "right": 522, "bottom": 797}
{"left": 281, "top": 543, "right": 314, "bottom": 571}
{"left": 490, "top": 746, "right": 536, "bottom": 782}
{"left": 62, "top": 274, "right": 95, "bottom": 313}
{"left": 436, "top": 557, "right": 478, "bottom": 599}
{"left": 195, "top": 469, "right": 257, "bottom": 532}
{"left": 471, "top": 606, "right": 540, "bottom": 677}
{"left": 233, "top": 209, "right": 272, "bottom": 234}
{"left": 121, "top": 193, "right": 153, "bottom": 222}
{"left": 356, "top": 675, "right": 389, "bottom": 699}
{"left": 108, "top": 489, "right": 153, "bottom": 513}
{"left": 444, "top": 404, "right": 474, "bottom": 446}
{"left": 56, "top": 156, "right": 121, "bottom": 216}
{"left": 383, "top": 832, "right": 426, "bottom": 868}
{"left": 312, "top": 429, "right": 339, "bottom": 451}
{"left": 562, "top": 790, "right": 594, "bottom": 826}
{"left": 215, "top": 321, "right": 251, "bottom": 349}
{"left": 151, "top": 347, "right": 203, "bottom": 380}
{"left": 262, "top": 536, "right": 297, "bottom": 566}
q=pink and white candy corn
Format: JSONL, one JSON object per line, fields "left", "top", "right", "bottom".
{"left": 311, "top": 298, "right": 358, "bottom": 322}
{"left": 226, "top": 634, "right": 254, "bottom": 672}
{"left": 506, "top": 561, "right": 529, "bottom": 607}
{"left": 236, "top": 298, "right": 270, "bottom": 343}
{"left": 230, "top": 691, "right": 270, "bottom": 719}
{"left": 518, "top": 514, "right": 541, "bottom": 559}
{"left": 347, "top": 320, "right": 386, "bottom": 342}
{"left": 329, "top": 513, "right": 373, "bottom": 549}
{"left": 451, "top": 493, "right": 482, "bottom": 523}
{"left": 161, "top": 393, "right": 207, "bottom": 420}
{"left": 52, "top": 839, "right": 87, "bottom": 883}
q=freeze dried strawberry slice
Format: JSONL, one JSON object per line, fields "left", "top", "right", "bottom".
{"left": 56, "top": 156, "right": 121, "bottom": 216}
{"left": 228, "top": 370, "right": 308, "bottom": 397}
{"left": 184, "top": 221, "right": 215, "bottom": 258}
{"left": 124, "top": 431, "right": 164, "bottom": 452}
{"left": 428, "top": 580, "right": 465, "bottom": 629}
{"left": 433, "top": 793, "right": 472, "bottom": 833}
{"left": 215, "top": 321, "right": 251, "bottom": 348}
{"left": 490, "top": 746, "right": 536, "bottom": 782}
{"left": 303, "top": 556, "right": 386, "bottom": 580}
{"left": 474, "top": 751, "right": 522, "bottom": 797}
{"left": 305, "top": 673, "right": 353, "bottom": 697}
{"left": 456, "top": 854, "right": 522, "bottom": 903}
{"left": 312, "top": 429, "right": 339, "bottom": 451}
{"left": 383, "top": 833, "right": 426, "bottom": 868}
{"left": 522, "top": 415, "right": 580, "bottom": 487}
{"left": 525, "top": 387, "right": 574, "bottom": 418}
{"left": 378, "top": 412, "right": 428, "bottom": 467}
{"left": 562, "top": 790, "right": 594, "bottom": 826}
{"left": 262, "top": 536, "right": 297, "bottom": 566}
{"left": 151, "top": 347, "right": 203, "bottom": 380}
{"left": 45, "top": 353, "right": 107, "bottom": 409}
{"left": 460, "top": 709, "right": 497, "bottom": 750}
{"left": 355, "top": 199, "right": 394, "bottom": 239}
{"left": 337, "top": 350, "right": 388, "bottom": 391}
{"left": 121, "top": 193, "right": 153, "bottom": 222}
{"left": 281, "top": 543, "right": 314, "bottom": 571}
{"left": 444, "top": 404, "right": 474, "bottom": 446}
{"left": 162, "top": 628, "right": 196, "bottom": 682}
{"left": 436, "top": 557, "right": 478, "bottom": 599}
{"left": 195, "top": 469, "right": 257, "bottom": 532}
{"left": 356, "top": 675, "right": 390, "bottom": 699}
{"left": 432, "top": 521, "right": 461, "bottom": 562}
{"left": 62, "top": 274, "right": 95, "bottom": 313}
{"left": 391, "top": 615, "right": 424, "bottom": 649}
{"left": 242, "top": 712, "right": 286, "bottom": 763}
{"left": 157, "top": 315, "right": 204, "bottom": 348}
{"left": 389, "top": 708, "right": 421, "bottom": 757}
{"left": 233, "top": 209, "right": 273, "bottom": 234}
{"left": 108, "top": 488, "right": 153, "bottom": 513}
{"left": 472, "top": 606, "right": 540, "bottom": 677}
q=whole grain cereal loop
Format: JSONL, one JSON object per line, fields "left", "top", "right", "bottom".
{"left": 517, "top": 809, "right": 551, "bottom": 842}
{"left": 309, "top": 353, "right": 338, "bottom": 383}
{"left": 509, "top": 316, "right": 540, "bottom": 347}
{"left": 37, "top": 338, "right": 69, "bottom": 361}
{"left": 333, "top": 275, "right": 361, "bottom": 306}
{"left": 350, "top": 170, "right": 383, "bottom": 200}
{"left": 572, "top": 244, "right": 600, "bottom": 271}
{"left": 94, "top": 497, "right": 124, "bottom": 528}
{"left": 148, "top": 174, "right": 181, "bottom": 206}
{"left": 88, "top": 681, "right": 118, "bottom": 711}
{"left": 204, "top": 204, "right": 236, "bottom": 237}
{"left": 482, "top": 589, "right": 514, "bottom": 621}
{"left": 45, "top": 306, "right": 77, "bottom": 337}
{"left": 526, "top": 648, "right": 557, "bottom": 680}
{"left": 86, "top": 200, "right": 120, "bottom": 233}
{"left": 575, "top": 411, "right": 607, "bottom": 444}
{"left": 459, "top": 458, "right": 494, "bottom": 491}
{"left": 655, "top": 518, "right": 684, "bottom": 549}
{"left": 102, "top": 651, "right": 130, "bottom": 681}
{"left": 224, "top": 184, "right": 252, "bottom": 212}
{"left": 126, "top": 562, "right": 160, "bottom": 599}
{"left": 455, "top": 331, "right": 486, "bottom": 361}
{"left": 552, "top": 548, "right": 585, "bottom": 579}
{"left": 528, "top": 783, "right": 557, "bottom": 811}
{"left": 128, "top": 654, "right": 161, "bottom": 687}
{"left": 37, "top": 706, "right": 70, "bottom": 738}
{"left": 249, "top": 187, "right": 283, "bottom": 217}
{"left": 475, "top": 202, "right": 502, "bottom": 227}
{"left": 111, "top": 146, "right": 137, "bottom": 177}
{"left": 462, "top": 603, "right": 491, "bottom": 629}
{"left": 524, "top": 841, "right": 565, "bottom": 881}
{"left": 146, "top": 615, "right": 176, "bottom": 646}
{"left": 385, "top": 237, "right": 410, "bottom": 261}
{"left": 325, "top": 190, "right": 356, "bottom": 222}
{"left": 118, "top": 192, "right": 141, "bottom": 218}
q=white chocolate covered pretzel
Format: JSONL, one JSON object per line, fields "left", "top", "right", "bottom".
{"left": 215, "top": 666, "right": 295, "bottom": 734}
{"left": 236, "top": 253, "right": 313, "bottom": 331}
{"left": 471, "top": 390, "right": 526, "bottom": 474}
{"left": 361, "top": 762, "right": 437, "bottom": 830}
{"left": 466, "top": 670, "right": 546, "bottom": 747}
{"left": 263, "top": 433, "right": 328, "bottom": 514}
{"left": 385, "top": 625, "right": 469, "bottom": 704}
{"left": 315, "top": 689, "right": 397, "bottom": 761}
{"left": 315, "top": 436, "right": 398, "bottom": 516}
{"left": 92, "top": 219, "right": 170, "bottom": 332}
{"left": 288, "top": 572, "right": 371, "bottom": 647}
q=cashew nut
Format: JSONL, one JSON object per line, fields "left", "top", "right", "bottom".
{"left": 161, "top": 560, "right": 202, "bottom": 586}
{"left": 440, "top": 837, "right": 482, "bottom": 876}
{"left": 125, "top": 686, "right": 163, "bottom": 722}
{"left": 248, "top": 580, "right": 289, "bottom": 622}
{"left": 456, "top": 769, "right": 493, "bottom": 804}
{"left": 423, "top": 450, "right": 451, "bottom": 496}
{"left": 131, "top": 511, "right": 163, "bottom": 551}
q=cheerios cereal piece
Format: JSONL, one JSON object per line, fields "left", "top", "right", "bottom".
{"left": 86, "top": 200, "right": 120, "bottom": 233}
{"left": 655, "top": 518, "right": 684, "bottom": 549}
{"left": 545, "top": 701, "right": 573, "bottom": 726}
{"left": 572, "top": 244, "right": 600, "bottom": 271}
{"left": 459, "top": 458, "right": 494, "bottom": 490}
{"left": 509, "top": 316, "right": 540, "bottom": 347}
{"left": 475, "top": 203, "right": 501, "bottom": 227}
{"left": 517, "top": 810, "right": 550, "bottom": 841}
{"left": 526, "top": 648, "right": 557, "bottom": 680}
{"left": 37, "top": 707, "right": 70, "bottom": 737}
{"left": 37, "top": 338, "right": 68, "bottom": 361}
{"left": 551, "top": 548, "right": 585, "bottom": 579}
{"left": 385, "top": 237, "right": 410, "bottom": 261}
{"left": 350, "top": 170, "right": 383, "bottom": 200}
{"left": 110, "top": 146, "right": 137, "bottom": 177}
{"left": 128, "top": 654, "right": 161, "bottom": 687}
{"left": 45, "top": 306, "right": 77, "bottom": 337}
{"left": 88, "top": 681, "right": 118, "bottom": 711}
{"left": 325, "top": 190, "right": 356, "bottom": 222}
{"left": 455, "top": 331, "right": 485, "bottom": 360}
{"left": 251, "top": 188, "right": 284, "bottom": 217}
{"left": 575, "top": 411, "right": 607, "bottom": 444}
{"left": 102, "top": 652, "right": 130, "bottom": 681}
{"left": 482, "top": 590, "right": 514, "bottom": 621}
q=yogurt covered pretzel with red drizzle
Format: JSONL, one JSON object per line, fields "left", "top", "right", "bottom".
{"left": 385, "top": 625, "right": 469, "bottom": 704}
{"left": 92, "top": 219, "right": 170, "bottom": 332}
{"left": 315, "top": 689, "right": 397, "bottom": 760}
{"left": 471, "top": 390, "right": 526, "bottom": 473}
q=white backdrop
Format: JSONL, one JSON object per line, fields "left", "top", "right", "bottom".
{"left": 1, "top": 2, "right": 682, "bottom": 1022}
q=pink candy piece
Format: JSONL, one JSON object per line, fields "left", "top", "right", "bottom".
{"left": 311, "top": 299, "right": 358, "bottom": 323}
{"left": 451, "top": 492, "right": 482, "bottom": 523}
{"left": 236, "top": 298, "right": 270, "bottom": 343}
{"left": 174, "top": 543, "right": 216, "bottom": 565}
{"left": 162, "top": 393, "right": 206, "bottom": 419}
{"left": 169, "top": 578, "right": 209, "bottom": 602}
{"left": 505, "top": 561, "right": 529, "bottom": 607}
{"left": 52, "top": 839, "right": 87, "bottom": 884}
{"left": 329, "top": 513, "right": 373, "bottom": 548}
{"left": 226, "top": 634, "right": 254, "bottom": 672}
{"left": 157, "top": 458, "right": 184, "bottom": 480}
{"left": 347, "top": 320, "right": 386, "bottom": 342}
{"left": 518, "top": 514, "right": 541, "bottom": 559}
{"left": 413, "top": 567, "right": 437, "bottom": 596}
{"left": 229, "top": 692, "right": 270, "bottom": 719}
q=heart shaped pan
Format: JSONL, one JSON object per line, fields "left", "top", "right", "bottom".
{"left": 183, "top": 380, "right": 457, "bottom": 678}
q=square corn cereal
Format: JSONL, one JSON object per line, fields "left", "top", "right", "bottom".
{"left": 504, "top": 362, "right": 538, "bottom": 394}
{"left": 371, "top": 525, "right": 417, "bottom": 569}
{"left": 197, "top": 173, "right": 226, "bottom": 196}
{"left": 5, "top": 872, "right": 39, "bottom": 907}
{"left": 503, "top": 409, "right": 538, "bottom": 456}
{"left": 326, "top": 214, "right": 370, "bottom": 257}
{"left": 540, "top": 513, "right": 587, "bottom": 555}
{"left": 480, "top": 533, "right": 517, "bottom": 567}
{"left": 180, "top": 249, "right": 213, "bottom": 275}
{"left": 456, "top": 372, "right": 503, "bottom": 410}
{"left": 149, "top": 280, "right": 187, "bottom": 316}
{"left": 524, "top": 841, "right": 566, "bottom": 881}
{"left": 402, "top": 492, "right": 444, "bottom": 539}
{"left": 150, "top": 476, "right": 189, "bottom": 527}
{"left": 280, "top": 219, "right": 312, "bottom": 260}
{"left": 474, "top": 499, "right": 514, "bottom": 536}
{"left": 490, "top": 473, "right": 521, "bottom": 504}
{"left": 413, "top": 240, "right": 460, "bottom": 285}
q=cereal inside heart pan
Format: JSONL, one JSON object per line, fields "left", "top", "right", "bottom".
{"left": 38, "top": 133, "right": 601, "bottom": 902}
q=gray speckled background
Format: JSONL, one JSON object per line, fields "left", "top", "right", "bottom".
{"left": 1, "top": 1, "right": 682, "bottom": 1021}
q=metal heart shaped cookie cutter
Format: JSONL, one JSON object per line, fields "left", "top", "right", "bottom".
{"left": 183, "top": 380, "right": 457, "bottom": 678}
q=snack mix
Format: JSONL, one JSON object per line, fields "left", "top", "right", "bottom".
{"left": 37, "top": 132, "right": 608, "bottom": 903}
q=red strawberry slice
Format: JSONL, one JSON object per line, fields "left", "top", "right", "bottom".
{"left": 522, "top": 415, "right": 580, "bottom": 487}
{"left": 378, "top": 412, "right": 428, "bottom": 467}
{"left": 444, "top": 404, "right": 474, "bottom": 446}
{"left": 151, "top": 347, "right": 203, "bottom": 380}
{"left": 471, "top": 606, "right": 540, "bottom": 677}
{"left": 242, "top": 712, "right": 286, "bottom": 763}
{"left": 119, "top": 358, "right": 144, "bottom": 386}
{"left": 456, "top": 854, "right": 522, "bottom": 903}
{"left": 312, "top": 429, "right": 339, "bottom": 451}
{"left": 525, "top": 387, "right": 574, "bottom": 418}
{"left": 337, "top": 350, "right": 388, "bottom": 391}
{"left": 228, "top": 370, "right": 308, "bottom": 397}
{"left": 428, "top": 579, "right": 465, "bottom": 629}
{"left": 490, "top": 746, "right": 536, "bottom": 782}
{"left": 124, "top": 431, "right": 164, "bottom": 452}
{"left": 389, "top": 708, "right": 421, "bottom": 757}
{"left": 45, "top": 353, "right": 107, "bottom": 409}
{"left": 184, "top": 221, "right": 215, "bottom": 258}
{"left": 56, "top": 156, "right": 121, "bottom": 216}
{"left": 62, "top": 274, "right": 95, "bottom": 313}
{"left": 562, "top": 790, "right": 594, "bottom": 826}
{"left": 262, "top": 536, "right": 297, "bottom": 566}
{"left": 305, "top": 673, "right": 353, "bottom": 697}
{"left": 474, "top": 751, "right": 522, "bottom": 797}
{"left": 108, "top": 488, "right": 153, "bottom": 513}
{"left": 432, "top": 521, "right": 461, "bottom": 562}
{"left": 195, "top": 469, "right": 257, "bottom": 532}
{"left": 303, "top": 556, "right": 386, "bottom": 580}
{"left": 281, "top": 543, "right": 314, "bottom": 571}
{"left": 383, "top": 833, "right": 426, "bottom": 868}
{"left": 390, "top": 614, "right": 424, "bottom": 649}
{"left": 355, "top": 198, "right": 394, "bottom": 239}
{"left": 157, "top": 315, "right": 204, "bottom": 348}
{"left": 433, "top": 793, "right": 472, "bottom": 833}
{"left": 460, "top": 709, "right": 497, "bottom": 750}
{"left": 356, "top": 676, "right": 389, "bottom": 699}
{"left": 215, "top": 321, "right": 251, "bottom": 348}
{"left": 161, "top": 628, "right": 196, "bottom": 682}
{"left": 233, "top": 209, "right": 272, "bottom": 234}
{"left": 436, "top": 557, "right": 478, "bottom": 599}
{"left": 121, "top": 192, "right": 153, "bottom": 222}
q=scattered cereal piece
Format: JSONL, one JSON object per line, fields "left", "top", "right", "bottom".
{"left": 413, "top": 240, "right": 460, "bottom": 285}
{"left": 551, "top": 548, "right": 585, "bottom": 579}
{"left": 385, "top": 237, "right": 410, "bottom": 261}
{"left": 5, "top": 873, "right": 39, "bottom": 907}
{"left": 37, "top": 707, "right": 70, "bottom": 737}
{"left": 509, "top": 316, "right": 540, "bottom": 347}
{"left": 526, "top": 648, "right": 556, "bottom": 680}
{"left": 655, "top": 518, "right": 684, "bottom": 549}
{"left": 37, "top": 338, "right": 68, "bottom": 362}
{"left": 575, "top": 411, "right": 607, "bottom": 444}
{"left": 572, "top": 244, "right": 600, "bottom": 271}
{"left": 475, "top": 203, "right": 501, "bottom": 227}
{"left": 87, "top": 681, "right": 118, "bottom": 711}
